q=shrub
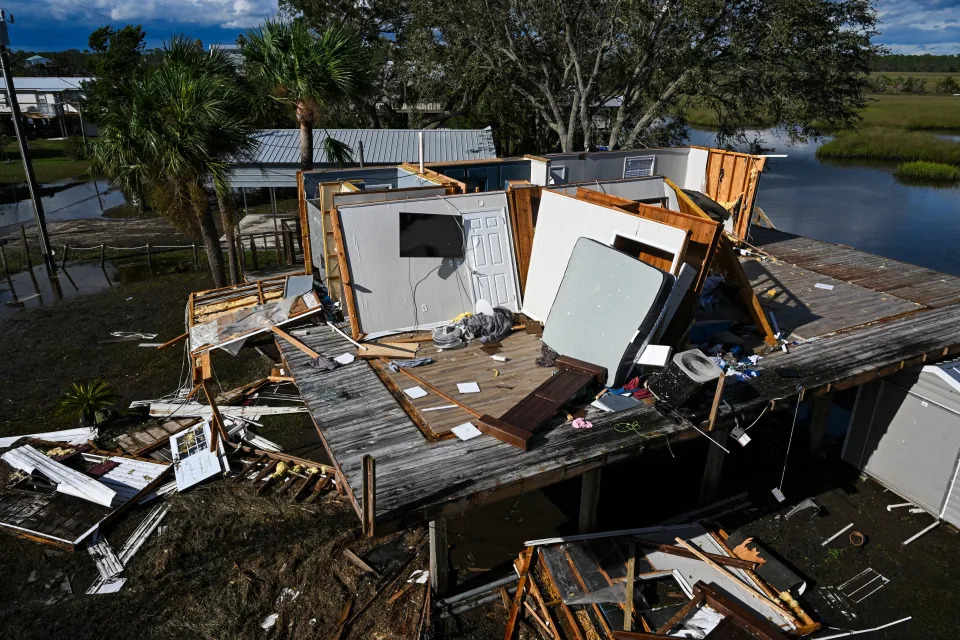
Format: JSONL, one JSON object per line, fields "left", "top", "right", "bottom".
{"left": 935, "top": 76, "right": 960, "bottom": 95}
{"left": 57, "top": 380, "right": 117, "bottom": 425}
{"left": 64, "top": 135, "right": 89, "bottom": 160}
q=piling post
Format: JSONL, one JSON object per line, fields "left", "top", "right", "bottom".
{"left": 100, "top": 244, "right": 105, "bottom": 267}
{"left": 274, "top": 231, "right": 282, "bottom": 266}
{"left": 192, "top": 243, "right": 199, "bottom": 269}
{"left": 0, "top": 241, "right": 7, "bottom": 275}
{"left": 60, "top": 244, "right": 68, "bottom": 268}
{"left": 146, "top": 243, "right": 152, "bottom": 269}
{"left": 19, "top": 224, "right": 31, "bottom": 270}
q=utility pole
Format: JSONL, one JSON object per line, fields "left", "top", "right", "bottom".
{"left": 0, "top": 9, "right": 55, "bottom": 274}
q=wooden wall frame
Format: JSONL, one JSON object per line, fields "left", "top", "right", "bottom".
{"left": 506, "top": 183, "right": 539, "bottom": 294}
{"left": 573, "top": 186, "right": 720, "bottom": 293}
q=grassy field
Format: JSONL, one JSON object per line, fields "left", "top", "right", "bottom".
{"left": 817, "top": 128, "right": 960, "bottom": 164}
{"left": 685, "top": 93, "right": 960, "bottom": 132}
{"left": 860, "top": 94, "right": 960, "bottom": 130}
{"left": 0, "top": 138, "right": 90, "bottom": 185}
{"left": 894, "top": 160, "right": 960, "bottom": 183}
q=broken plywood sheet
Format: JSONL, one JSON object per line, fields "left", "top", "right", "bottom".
{"left": 170, "top": 421, "right": 230, "bottom": 491}
{"left": 145, "top": 403, "right": 307, "bottom": 420}
{"left": 2, "top": 445, "right": 116, "bottom": 507}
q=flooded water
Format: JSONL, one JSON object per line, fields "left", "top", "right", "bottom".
{"left": 0, "top": 261, "right": 151, "bottom": 318}
{"left": 0, "top": 178, "right": 127, "bottom": 230}
{"left": 688, "top": 128, "right": 960, "bottom": 276}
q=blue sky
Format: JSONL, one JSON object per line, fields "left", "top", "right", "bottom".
{"left": 6, "top": 0, "right": 960, "bottom": 55}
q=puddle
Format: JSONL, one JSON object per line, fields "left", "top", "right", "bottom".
{"left": 0, "top": 261, "right": 152, "bottom": 318}
{"left": 0, "top": 178, "right": 127, "bottom": 229}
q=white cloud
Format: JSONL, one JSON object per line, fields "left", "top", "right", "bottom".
{"left": 17, "top": 0, "right": 278, "bottom": 30}
{"left": 883, "top": 41, "right": 960, "bottom": 55}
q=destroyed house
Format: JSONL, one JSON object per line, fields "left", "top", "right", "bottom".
{"left": 266, "top": 144, "right": 960, "bottom": 593}
{"left": 7, "top": 140, "right": 955, "bottom": 628}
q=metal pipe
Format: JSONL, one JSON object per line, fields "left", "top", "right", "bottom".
{"left": 418, "top": 131, "right": 424, "bottom": 173}
{"left": 902, "top": 520, "right": 939, "bottom": 546}
{"left": 437, "top": 574, "right": 518, "bottom": 607}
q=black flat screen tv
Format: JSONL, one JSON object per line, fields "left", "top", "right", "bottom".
{"left": 399, "top": 212, "right": 465, "bottom": 258}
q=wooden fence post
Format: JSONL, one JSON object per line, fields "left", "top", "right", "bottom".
{"left": 0, "top": 242, "right": 8, "bottom": 275}
{"left": 100, "top": 244, "right": 106, "bottom": 268}
{"left": 146, "top": 243, "right": 152, "bottom": 269}
{"left": 192, "top": 243, "right": 199, "bottom": 269}
{"left": 236, "top": 235, "right": 246, "bottom": 274}
{"left": 60, "top": 244, "right": 68, "bottom": 268}
{"left": 248, "top": 235, "right": 259, "bottom": 270}
{"left": 274, "top": 232, "right": 282, "bottom": 266}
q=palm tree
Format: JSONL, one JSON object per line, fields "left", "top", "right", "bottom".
{"left": 243, "top": 21, "right": 367, "bottom": 171}
{"left": 166, "top": 37, "right": 252, "bottom": 284}
{"left": 91, "top": 40, "right": 257, "bottom": 288}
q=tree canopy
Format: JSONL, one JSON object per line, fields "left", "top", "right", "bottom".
{"left": 284, "top": 0, "right": 880, "bottom": 152}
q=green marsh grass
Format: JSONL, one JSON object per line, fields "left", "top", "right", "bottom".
{"left": 894, "top": 161, "right": 960, "bottom": 183}
{"left": 817, "top": 128, "right": 960, "bottom": 164}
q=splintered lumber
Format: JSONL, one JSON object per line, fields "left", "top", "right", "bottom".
{"left": 672, "top": 537, "right": 795, "bottom": 622}
{"left": 715, "top": 235, "right": 777, "bottom": 345}
{"left": 344, "top": 548, "right": 379, "bottom": 576}
{"left": 504, "top": 546, "right": 535, "bottom": 640}
{"left": 233, "top": 454, "right": 268, "bottom": 483}
{"left": 362, "top": 455, "right": 376, "bottom": 537}
{"left": 635, "top": 539, "right": 760, "bottom": 571}
{"left": 156, "top": 332, "right": 188, "bottom": 350}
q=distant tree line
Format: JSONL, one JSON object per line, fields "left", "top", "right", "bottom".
{"left": 870, "top": 54, "right": 960, "bottom": 73}
{"left": 868, "top": 74, "right": 960, "bottom": 95}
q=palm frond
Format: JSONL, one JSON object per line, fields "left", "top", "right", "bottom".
{"left": 320, "top": 133, "right": 354, "bottom": 166}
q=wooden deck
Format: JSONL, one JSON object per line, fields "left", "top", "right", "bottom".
{"left": 743, "top": 258, "right": 920, "bottom": 340}
{"left": 750, "top": 228, "right": 960, "bottom": 308}
{"left": 278, "top": 231, "right": 960, "bottom": 531}
{"left": 378, "top": 332, "right": 556, "bottom": 437}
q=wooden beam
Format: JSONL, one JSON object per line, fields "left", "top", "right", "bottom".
{"left": 634, "top": 539, "right": 760, "bottom": 571}
{"left": 809, "top": 392, "right": 833, "bottom": 455}
{"left": 673, "top": 538, "right": 795, "bottom": 622}
{"left": 297, "top": 170, "right": 312, "bottom": 274}
{"left": 200, "top": 380, "right": 230, "bottom": 452}
{"left": 429, "top": 518, "right": 450, "bottom": 596}
{"left": 624, "top": 542, "right": 636, "bottom": 632}
{"left": 330, "top": 207, "right": 362, "bottom": 339}
{"left": 504, "top": 547, "right": 535, "bottom": 640}
{"left": 706, "top": 376, "right": 726, "bottom": 432}
{"left": 715, "top": 235, "right": 777, "bottom": 345}
{"left": 578, "top": 468, "right": 602, "bottom": 534}
{"left": 156, "top": 332, "right": 188, "bottom": 350}
{"left": 362, "top": 455, "right": 376, "bottom": 537}
{"left": 385, "top": 359, "right": 483, "bottom": 418}
{"left": 269, "top": 325, "right": 320, "bottom": 360}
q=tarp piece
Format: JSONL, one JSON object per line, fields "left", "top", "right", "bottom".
{"left": 1, "top": 445, "right": 116, "bottom": 507}
{"left": 542, "top": 237, "right": 673, "bottom": 387}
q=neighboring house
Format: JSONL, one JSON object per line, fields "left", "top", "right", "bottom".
{"left": 24, "top": 55, "right": 52, "bottom": 68}
{"left": 208, "top": 44, "right": 243, "bottom": 68}
{"left": 0, "top": 76, "right": 93, "bottom": 138}
{"left": 228, "top": 128, "right": 499, "bottom": 189}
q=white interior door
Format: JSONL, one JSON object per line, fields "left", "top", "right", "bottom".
{"left": 462, "top": 210, "right": 519, "bottom": 310}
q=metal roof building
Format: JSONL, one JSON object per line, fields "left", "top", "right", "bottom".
{"left": 228, "top": 128, "right": 498, "bottom": 188}
{"left": 0, "top": 77, "right": 92, "bottom": 91}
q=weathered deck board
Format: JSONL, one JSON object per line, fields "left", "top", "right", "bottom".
{"left": 282, "top": 295, "right": 960, "bottom": 529}
{"left": 750, "top": 228, "right": 960, "bottom": 308}
{"left": 743, "top": 258, "right": 920, "bottom": 339}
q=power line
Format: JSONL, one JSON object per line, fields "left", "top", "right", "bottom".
{"left": 64, "top": 0, "right": 121, "bottom": 26}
